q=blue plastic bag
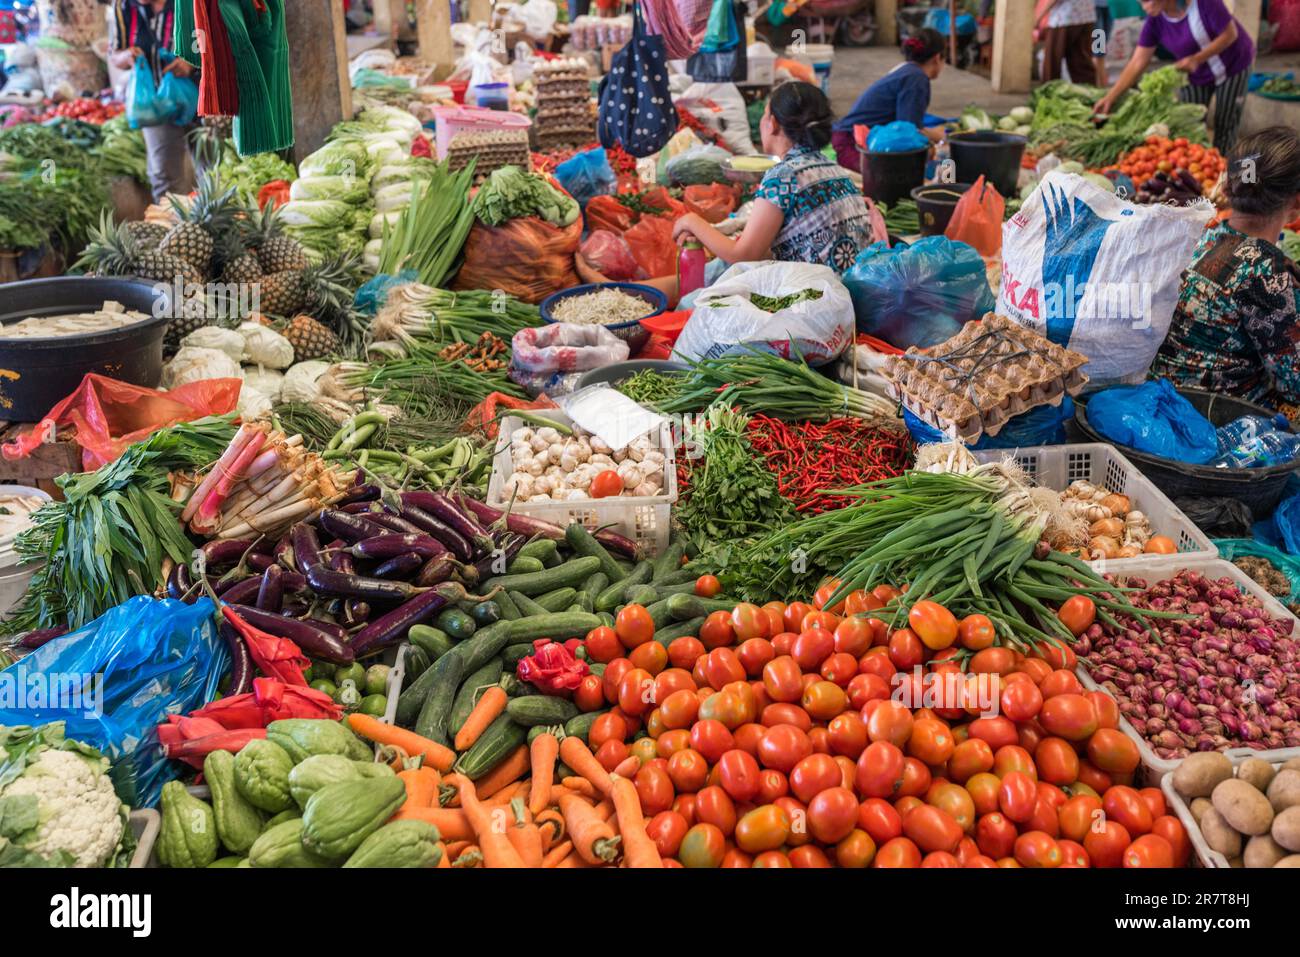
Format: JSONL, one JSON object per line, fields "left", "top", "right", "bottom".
{"left": 353, "top": 270, "right": 418, "bottom": 315}
{"left": 0, "top": 596, "right": 228, "bottom": 808}
{"left": 842, "top": 237, "right": 995, "bottom": 349}
{"left": 158, "top": 72, "right": 199, "bottom": 126}
{"left": 904, "top": 397, "right": 1075, "bottom": 449}
{"left": 555, "top": 147, "right": 617, "bottom": 208}
{"left": 1086, "top": 379, "right": 1219, "bottom": 464}
{"left": 126, "top": 57, "right": 168, "bottom": 129}
{"left": 866, "top": 120, "right": 928, "bottom": 153}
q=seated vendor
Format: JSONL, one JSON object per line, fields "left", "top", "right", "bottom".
{"left": 577, "top": 82, "right": 875, "bottom": 300}
{"left": 829, "top": 27, "right": 948, "bottom": 171}
{"left": 1150, "top": 126, "right": 1300, "bottom": 420}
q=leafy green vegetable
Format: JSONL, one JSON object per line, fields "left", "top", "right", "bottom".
{"left": 92, "top": 115, "right": 148, "bottom": 183}
{"left": 217, "top": 143, "right": 296, "bottom": 203}
{"left": 471, "top": 165, "right": 579, "bottom": 228}
{"left": 377, "top": 160, "right": 478, "bottom": 287}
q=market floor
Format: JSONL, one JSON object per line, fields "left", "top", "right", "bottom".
{"left": 827, "top": 44, "right": 1300, "bottom": 123}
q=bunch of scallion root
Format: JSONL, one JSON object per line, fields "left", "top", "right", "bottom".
{"left": 722, "top": 466, "right": 1184, "bottom": 658}
{"left": 176, "top": 422, "right": 348, "bottom": 540}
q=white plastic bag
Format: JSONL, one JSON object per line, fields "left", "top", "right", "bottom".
{"left": 162, "top": 347, "right": 243, "bottom": 389}
{"left": 238, "top": 322, "right": 295, "bottom": 369}
{"left": 676, "top": 82, "right": 757, "bottom": 156}
{"left": 180, "top": 326, "right": 245, "bottom": 363}
{"left": 514, "top": 0, "right": 558, "bottom": 40}
{"left": 242, "top": 365, "right": 285, "bottom": 402}
{"left": 674, "top": 261, "right": 855, "bottom": 366}
{"left": 510, "top": 323, "right": 630, "bottom": 373}
{"left": 997, "top": 170, "right": 1213, "bottom": 387}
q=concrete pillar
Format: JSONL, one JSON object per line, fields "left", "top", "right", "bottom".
{"left": 991, "top": 0, "right": 1033, "bottom": 94}
{"left": 285, "top": 0, "right": 353, "bottom": 162}
{"left": 876, "top": 0, "right": 898, "bottom": 46}
{"left": 415, "top": 0, "right": 455, "bottom": 76}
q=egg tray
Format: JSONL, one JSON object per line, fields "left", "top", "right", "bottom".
{"left": 881, "top": 313, "right": 1090, "bottom": 443}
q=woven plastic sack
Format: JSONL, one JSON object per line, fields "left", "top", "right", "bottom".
{"left": 464, "top": 392, "right": 557, "bottom": 438}
{"left": 1086, "top": 378, "right": 1219, "bottom": 464}
{"left": 580, "top": 230, "right": 642, "bottom": 281}
{"left": 453, "top": 215, "right": 582, "bottom": 303}
{"left": 625, "top": 215, "right": 677, "bottom": 279}
{"left": 944, "top": 176, "right": 1004, "bottom": 258}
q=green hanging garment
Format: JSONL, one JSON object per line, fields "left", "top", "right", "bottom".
{"left": 172, "top": 0, "right": 200, "bottom": 69}
{"left": 219, "top": 0, "right": 293, "bottom": 155}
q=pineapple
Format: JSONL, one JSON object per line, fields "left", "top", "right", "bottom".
{"left": 76, "top": 212, "right": 203, "bottom": 288}
{"left": 247, "top": 201, "right": 309, "bottom": 274}
{"left": 159, "top": 172, "right": 239, "bottom": 276}
{"left": 217, "top": 231, "right": 263, "bottom": 285}
{"left": 280, "top": 314, "right": 341, "bottom": 361}
{"left": 124, "top": 220, "right": 168, "bottom": 251}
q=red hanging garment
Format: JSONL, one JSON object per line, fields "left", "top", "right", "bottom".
{"left": 195, "top": 0, "right": 240, "bottom": 115}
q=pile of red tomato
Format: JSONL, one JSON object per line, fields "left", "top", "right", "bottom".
{"left": 40, "top": 98, "right": 123, "bottom": 124}
{"left": 574, "top": 580, "right": 1193, "bottom": 868}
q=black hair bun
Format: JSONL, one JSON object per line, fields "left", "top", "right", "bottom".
{"left": 770, "top": 80, "right": 835, "bottom": 150}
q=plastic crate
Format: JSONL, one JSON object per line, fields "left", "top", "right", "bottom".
{"left": 487, "top": 409, "right": 677, "bottom": 556}
{"left": 431, "top": 105, "right": 531, "bottom": 159}
{"left": 128, "top": 808, "right": 160, "bottom": 868}
{"left": 1075, "top": 556, "right": 1300, "bottom": 784}
{"left": 1160, "top": 747, "right": 1300, "bottom": 868}
{"left": 971, "top": 443, "right": 1216, "bottom": 571}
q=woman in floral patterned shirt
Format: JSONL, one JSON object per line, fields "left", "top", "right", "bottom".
{"left": 1151, "top": 126, "right": 1300, "bottom": 418}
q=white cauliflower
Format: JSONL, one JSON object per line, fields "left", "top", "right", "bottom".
{"left": 0, "top": 725, "right": 127, "bottom": 868}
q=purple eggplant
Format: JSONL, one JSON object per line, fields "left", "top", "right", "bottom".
{"left": 201, "top": 539, "right": 257, "bottom": 568}
{"left": 402, "top": 492, "right": 493, "bottom": 552}
{"left": 18, "top": 625, "right": 69, "bottom": 649}
{"left": 351, "top": 533, "right": 449, "bottom": 561}
{"left": 227, "top": 603, "right": 355, "bottom": 664}
{"left": 473, "top": 532, "right": 526, "bottom": 581}
{"left": 248, "top": 553, "right": 275, "bottom": 573}
{"left": 594, "top": 527, "right": 642, "bottom": 559}
{"left": 417, "top": 554, "right": 470, "bottom": 587}
{"left": 166, "top": 562, "right": 193, "bottom": 601}
{"left": 397, "top": 504, "right": 474, "bottom": 561}
{"left": 373, "top": 552, "right": 424, "bottom": 579}
{"left": 331, "top": 547, "right": 356, "bottom": 574}
{"left": 219, "top": 576, "right": 263, "bottom": 606}
{"left": 336, "top": 482, "right": 382, "bottom": 506}
{"left": 257, "top": 564, "right": 284, "bottom": 613}
{"left": 345, "top": 600, "right": 371, "bottom": 626}
{"left": 350, "top": 582, "right": 473, "bottom": 657}
{"left": 457, "top": 495, "right": 566, "bottom": 542}
{"left": 292, "top": 523, "right": 427, "bottom": 603}
{"left": 274, "top": 534, "right": 296, "bottom": 571}
{"left": 369, "top": 507, "right": 426, "bottom": 536}
{"left": 320, "top": 509, "right": 393, "bottom": 544}
{"left": 219, "top": 621, "right": 254, "bottom": 696}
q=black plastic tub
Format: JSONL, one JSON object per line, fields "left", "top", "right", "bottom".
{"left": 858, "top": 145, "right": 929, "bottom": 206}
{"left": 911, "top": 182, "right": 973, "bottom": 236}
{"left": 1075, "top": 387, "right": 1300, "bottom": 519}
{"left": 0, "top": 277, "right": 172, "bottom": 421}
{"left": 947, "top": 130, "right": 1027, "bottom": 198}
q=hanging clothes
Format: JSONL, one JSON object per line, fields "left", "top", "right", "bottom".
{"left": 193, "top": 0, "right": 241, "bottom": 115}
{"left": 219, "top": 0, "right": 293, "bottom": 154}
{"left": 641, "top": 0, "right": 697, "bottom": 59}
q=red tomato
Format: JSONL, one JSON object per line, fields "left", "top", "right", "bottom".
{"left": 1057, "top": 595, "right": 1096, "bottom": 636}
{"left": 628, "top": 640, "right": 668, "bottom": 675}
{"left": 791, "top": 627, "right": 835, "bottom": 671}
{"left": 998, "top": 771, "right": 1038, "bottom": 824}
{"left": 1035, "top": 736, "right": 1081, "bottom": 785}
{"left": 1039, "top": 669, "right": 1083, "bottom": 699}
{"left": 755, "top": 767, "right": 789, "bottom": 803}
{"left": 601, "top": 657, "right": 633, "bottom": 704}
{"left": 667, "top": 748, "right": 709, "bottom": 792}
{"left": 635, "top": 763, "right": 676, "bottom": 815}
{"left": 716, "top": 749, "right": 761, "bottom": 803}
{"left": 906, "top": 718, "right": 955, "bottom": 765}
{"left": 645, "top": 810, "right": 688, "bottom": 858}
{"left": 694, "top": 785, "right": 738, "bottom": 836}
{"left": 583, "top": 625, "right": 622, "bottom": 663}
{"left": 965, "top": 772, "right": 1002, "bottom": 816}
{"left": 887, "top": 628, "right": 925, "bottom": 669}
{"left": 928, "top": 781, "right": 976, "bottom": 832}
{"left": 654, "top": 668, "right": 695, "bottom": 703}
{"left": 677, "top": 822, "right": 726, "bottom": 867}
{"left": 827, "top": 711, "right": 869, "bottom": 759}
{"left": 594, "top": 738, "right": 629, "bottom": 771}
{"left": 788, "top": 752, "right": 841, "bottom": 804}
{"left": 1087, "top": 691, "right": 1120, "bottom": 730}
{"left": 958, "top": 614, "right": 996, "bottom": 651}
{"left": 589, "top": 711, "right": 628, "bottom": 748}
{"left": 788, "top": 845, "right": 832, "bottom": 868}
{"left": 1084, "top": 819, "right": 1132, "bottom": 868}
{"left": 967, "top": 715, "right": 1019, "bottom": 750}
{"left": 851, "top": 739, "right": 901, "bottom": 798}
{"left": 667, "top": 635, "right": 706, "bottom": 671}
{"left": 731, "top": 603, "right": 769, "bottom": 641}
{"left": 903, "top": 804, "right": 962, "bottom": 854}
{"left": 658, "top": 689, "right": 700, "bottom": 730}
{"left": 761, "top": 655, "right": 803, "bottom": 703}
{"left": 702, "top": 647, "right": 746, "bottom": 691}
{"left": 833, "top": 617, "right": 874, "bottom": 658}
{"left": 751, "top": 850, "right": 792, "bottom": 868}
{"left": 968, "top": 647, "right": 1016, "bottom": 675}
{"left": 1038, "top": 693, "right": 1098, "bottom": 741}
{"left": 1000, "top": 678, "right": 1044, "bottom": 722}
{"left": 846, "top": 673, "right": 890, "bottom": 711}
{"left": 1086, "top": 728, "right": 1140, "bottom": 774}
{"left": 689, "top": 719, "right": 734, "bottom": 764}
{"left": 573, "top": 673, "right": 605, "bottom": 712}
{"left": 615, "top": 604, "right": 656, "bottom": 649}
{"left": 617, "top": 667, "right": 655, "bottom": 717}
{"left": 1139, "top": 787, "right": 1166, "bottom": 820}
{"left": 699, "top": 611, "right": 735, "bottom": 649}
{"left": 857, "top": 648, "right": 897, "bottom": 680}
{"left": 947, "top": 737, "right": 995, "bottom": 784}
{"left": 1076, "top": 759, "right": 1113, "bottom": 795}
{"left": 874, "top": 836, "right": 922, "bottom": 868}
{"left": 865, "top": 699, "right": 914, "bottom": 747}
{"left": 1103, "top": 785, "right": 1153, "bottom": 836}
{"left": 801, "top": 679, "right": 847, "bottom": 720}
{"left": 694, "top": 574, "right": 721, "bottom": 597}
{"left": 807, "top": 786, "right": 859, "bottom": 843}
{"left": 755, "top": 723, "right": 812, "bottom": 773}
{"left": 782, "top": 602, "right": 813, "bottom": 634}
{"left": 1151, "top": 815, "right": 1190, "bottom": 866}
{"left": 820, "top": 652, "right": 859, "bottom": 687}
{"left": 975, "top": 812, "right": 1018, "bottom": 859}
{"left": 908, "top": 600, "right": 958, "bottom": 650}
{"left": 589, "top": 469, "right": 623, "bottom": 498}
{"left": 1014, "top": 831, "right": 1063, "bottom": 868}
{"left": 858, "top": 797, "right": 903, "bottom": 844}
{"left": 761, "top": 702, "right": 812, "bottom": 731}
{"left": 734, "top": 804, "right": 792, "bottom": 853}
{"left": 1123, "top": 833, "right": 1174, "bottom": 868}
{"left": 993, "top": 744, "right": 1038, "bottom": 780}
{"left": 1056, "top": 838, "right": 1089, "bottom": 867}
{"left": 1058, "top": 794, "right": 1103, "bottom": 843}
{"left": 897, "top": 758, "right": 933, "bottom": 799}
{"left": 735, "top": 638, "right": 775, "bottom": 677}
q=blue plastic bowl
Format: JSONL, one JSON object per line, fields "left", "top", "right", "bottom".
{"left": 539, "top": 282, "right": 668, "bottom": 353}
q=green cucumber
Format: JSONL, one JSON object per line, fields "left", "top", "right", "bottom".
{"left": 394, "top": 638, "right": 461, "bottom": 727}
{"left": 527, "top": 724, "right": 564, "bottom": 743}
{"left": 597, "top": 560, "right": 652, "bottom": 611}
{"left": 587, "top": 662, "right": 606, "bottom": 677}
{"left": 563, "top": 709, "right": 609, "bottom": 743}
{"left": 469, "top": 600, "right": 501, "bottom": 626}
{"left": 493, "top": 590, "right": 522, "bottom": 621}
{"left": 403, "top": 645, "right": 431, "bottom": 684}
{"left": 666, "top": 593, "right": 735, "bottom": 622}
{"left": 564, "top": 524, "right": 626, "bottom": 582}
{"left": 448, "top": 660, "right": 505, "bottom": 734}
{"left": 624, "top": 584, "right": 659, "bottom": 606}
{"left": 517, "top": 538, "right": 560, "bottom": 565}
{"left": 580, "top": 572, "right": 609, "bottom": 601}
{"left": 656, "top": 568, "right": 699, "bottom": 587}
{"left": 653, "top": 617, "right": 706, "bottom": 647}
{"left": 506, "top": 556, "right": 545, "bottom": 575}
{"left": 484, "top": 556, "right": 601, "bottom": 596}
{"left": 435, "top": 607, "right": 477, "bottom": 640}
{"left": 505, "top": 695, "right": 580, "bottom": 727}
{"left": 534, "top": 587, "right": 577, "bottom": 612}
{"left": 598, "top": 612, "right": 615, "bottom": 629}
{"left": 510, "top": 591, "right": 548, "bottom": 617}
{"left": 650, "top": 580, "right": 706, "bottom": 598}
{"left": 447, "top": 620, "right": 513, "bottom": 674}
{"left": 455, "top": 714, "right": 528, "bottom": 779}
{"left": 412, "top": 652, "right": 464, "bottom": 744}
{"left": 645, "top": 597, "right": 676, "bottom": 629}
{"left": 501, "top": 674, "right": 527, "bottom": 696}
{"left": 571, "top": 593, "right": 594, "bottom": 614}
{"left": 651, "top": 541, "right": 685, "bottom": 582}
{"left": 508, "top": 612, "right": 602, "bottom": 642}
{"left": 408, "top": 625, "right": 454, "bottom": 662}
{"left": 503, "top": 643, "right": 535, "bottom": 670}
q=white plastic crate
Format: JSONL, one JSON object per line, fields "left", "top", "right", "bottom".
{"left": 128, "top": 808, "right": 160, "bottom": 868}
{"left": 1160, "top": 748, "right": 1300, "bottom": 868}
{"left": 1075, "top": 556, "right": 1300, "bottom": 784}
{"left": 972, "top": 443, "right": 1216, "bottom": 570}
{"left": 487, "top": 410, "right": 677, "bottom": 556}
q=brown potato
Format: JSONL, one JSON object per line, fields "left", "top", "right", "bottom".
{"left": 1243, "top": 833, "right": 1288, "bottom": 869}
{"left": 1236, "top": 758, "right": 1275, "bottom": 793}
{"left": 1228, "top": 856, "right": 1243, "bottom": 868}
{"left": 1266, "top": 769, "right": 1300, "bottom": 813}
{"left": 1190, "top": 797, "right": 1212, "bottom": 824}
{"left": 1172, "top": 752, "right": 1233, "bottom": 798}
{"left": 1280, "top": 758, "right": 1300, "bottom": 775}
{"left": 1200, "top": 807, "right": 1243, "bottom": 858}
{"left": 1273, "top": 806, "right": 1300, "bottom": 852}
{"left": 1275, "top": 855, "right": 1300, "bottom": 867}
{"left": 1212, "top": 779, "right": 1275, "bottom": 835}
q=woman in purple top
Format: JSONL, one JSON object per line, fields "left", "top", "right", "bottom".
{"left": 1094, "top": 0, "right": 1254, "bottom": 150}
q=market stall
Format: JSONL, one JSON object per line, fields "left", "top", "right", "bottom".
{"left": 0, "top": 0, "right": 1299, "bottom": 891}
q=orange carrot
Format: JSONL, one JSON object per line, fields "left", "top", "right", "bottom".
{"left": 536, "top": 807, "right": 565, "bottom": 849}
{"left": 397, "top": 765, "right": 441, "bottom": 810}
{"left": 346, "top": 714, "right": 455, "bottom": 771}
{"left": 453, "top": 845, "right": 483, "bottom": 867}
{"left": 435, "top": 842, "right": 451, "bottom": 868}
{"left": 528, "top": 732, "right": 560, "bottom": 815}
{"left": 559, "top": 735, "right": 613, "bottom": 795}
{"left": 508, "top": 798, "right": 545, "bottom": 867}
{"left": 612, "top": 755, "right": 640, "bottom": 778}
{"left": 454, "top": 685, "right": 508, "bottom": 751}
{"left": 558, "top": 791, "right": 621, "bottom": 865}
{"left": 445, "top": 840, "right": 472, "bottom": 859}
{"left": 594, "top": 799, "right": 615, "bottom": 822}
{"left": 486, "top": 780, "right": 529, "bottom": 806}
{"left": 475, "top": 745, "right": 531, "bottom": 799}
{"left": 561, "top": 776, "right": 598, "bottom": 798}
{"left": 556, "top": 850, "right": 590, "bottom": 867}
{"left": 610, "top": 775, "right": 662, "bottom": 868}
{"left": 542, "top": 838, "right": 574, "bottom": 867}
{"left": 450, "top": 774, "right": 526, "bottom": 868}
{"left": 390, "top": 806, "right": 474, "bottom": 842}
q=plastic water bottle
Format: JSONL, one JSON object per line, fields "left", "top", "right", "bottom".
{"left": 677, "top": 241, "right": 706, "bottom": 299}
{"left": 1214, "top": 413, "right": 1291, "bottom": 453}
{"left": 1212, "top": 429, "right": 1300, "bottom": 469}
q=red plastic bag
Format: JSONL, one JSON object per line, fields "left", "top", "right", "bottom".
{"left": 464, "top": 391, "right": 558, "bottom": 438}
{"left": 944, "top": 176, "right": 1004, "bottom": 259}
{"left": 625, "top": 215, "right": 677, "bottom": 280}
{"left": 585, "top": 194, "right": 637, "bottom": 234}
{"left": 452, "top": 215, "right": 583, "bottom": 303}
{"left": 683, "top": 183, "right": 738, "bottom": 223}
{"left": 1, "top": 373, "right": 242, "bottom": 471}
{"left": 580, "top": 229, "right": 642, "bottom": 281}
{"left": 640, "top": 310, "right": 691, "bottom": 348}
